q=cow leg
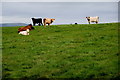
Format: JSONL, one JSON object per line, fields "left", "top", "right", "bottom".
{"left": 41, "top": 23, "right": 43, "bottom": 26}
{"left": 43, "top": 19, "right": 46, "bottom": 27}
{"left": 44, "top": 23, "right": 46, "bottom": 27}
{"left": 39, "top": 23, "right": 41, "bottom": 26}
{"left": 33, "top": 23, "right": 35, "bottom": 26}
{"left": 48, "top": 23, "right": 50, "bottom": 27}
{"left": 96, "top": 21, "right": 98, "bottom": 24}
{"left": 40, "top": 23, "right": 43, "bottom": 26}
{"left": 88, "top": 21, "right": 90, "bottom": 24}
{"left": 38, "top": 23, "right": 40, "bottom": 26}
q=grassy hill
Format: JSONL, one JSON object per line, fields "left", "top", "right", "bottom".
{"left": 2, "top": 23, "right": 119, "bottom": 79}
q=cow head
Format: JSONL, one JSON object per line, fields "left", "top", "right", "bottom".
{"left": 28, "top": 24, "right": 35, "bottom": 30}
{"left": 51, "top": 19, "right": 55, "bottom": 22}
{"left": 28, "top": 24, "right": 32, "bottom": 26}
{"left": 86, "top": 17, "right": 90, "bottom": 19}
{"left": 86, "top": 17, "right": 90, "bottom": 21}
{"left": 32, "top": 18, "right": 35, "bottom": 20}
{"left": 31, "top": 26, "right": 35, "bottom": 30}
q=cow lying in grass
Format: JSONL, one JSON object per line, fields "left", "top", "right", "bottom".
{"left": 19, "top": 29, "right": 29, "bottom": 35}
{"left": 18, "top": 24, "right": 34, "bottom": 33}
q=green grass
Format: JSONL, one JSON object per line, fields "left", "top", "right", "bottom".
{"left": 2, "top": 23, "right": 119, "bottom": 79}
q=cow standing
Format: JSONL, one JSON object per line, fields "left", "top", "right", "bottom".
{"left": 43, "top": 18, "right": 55, "bottom": 27}
{"left": 86, "top": 16, "right": 99, "bottom": 24}
{"left": 32, "top": 18, "right": 43, "bottom": 26}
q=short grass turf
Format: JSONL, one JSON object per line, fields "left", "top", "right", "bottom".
{"left": 2, "top": 23, "right": 119, "bottom": 79}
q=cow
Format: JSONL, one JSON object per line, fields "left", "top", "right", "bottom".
{"left": 86, "top": 16, "right": 99, "bottom": 24}
{"left": 32, "top": 18, "right": 43, "bottom": 26}
{"left": 19, "top": 29, "right": 30, "bottom": 35}
{"left": 18, "top": 24, "right": 34, "bottom": 33}
{"left": 43, "top": 18, "right": 55, "bottom": 27}
{"left": 75, "top": 23, "right": 78, "bottom": 25}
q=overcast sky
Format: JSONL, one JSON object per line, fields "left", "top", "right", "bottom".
{"left": 1, "top": 0, "right": 119, "bottom": 24}
{"left": 1, "top": 0, "right": 120, "bottom": 2}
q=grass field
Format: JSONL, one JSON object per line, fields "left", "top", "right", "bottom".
{"left": 2, "top": 23, "right": 119, "bottom": 79}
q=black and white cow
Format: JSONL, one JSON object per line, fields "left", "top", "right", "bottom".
{"left": 31, "top": 18, "right": 43, "bottom": 26}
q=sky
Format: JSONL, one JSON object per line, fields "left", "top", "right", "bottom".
{"left": 0, "top": 0, "right": 119, "bottom": 25}
{"left": 1, "top": 0, "right": 120, "bottom": 2}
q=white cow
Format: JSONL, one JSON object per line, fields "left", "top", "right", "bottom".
{"left": 86, "top": 16, "right": 99, "bottom": 24}
{"left": 19, "top": 29, "right": 29, "bottom": 35}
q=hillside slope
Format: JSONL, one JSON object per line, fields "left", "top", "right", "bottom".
{"left": 2, "top": 23, "right": 119, "bottom": 79}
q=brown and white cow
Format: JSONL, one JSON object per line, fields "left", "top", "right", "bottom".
{"left": 86, "top": 16, "right": 99, "bottom": 24}
{"left": 18, "top": 24, "right": 34, "bottom": 33}
{"left": 43, "top": 18, "right": 55, "bottom": 27}
{"left": 19, "top": 29, "right": 30, "bottom": 35}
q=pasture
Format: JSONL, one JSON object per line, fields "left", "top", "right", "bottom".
{"left": 2, "top": 23, "right": 119, "bottom": 79}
